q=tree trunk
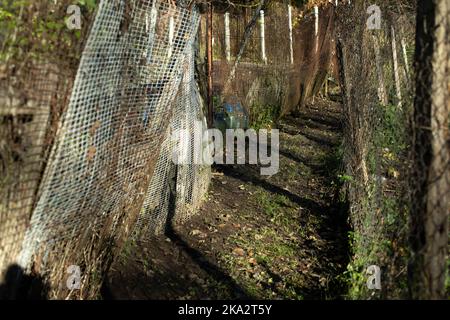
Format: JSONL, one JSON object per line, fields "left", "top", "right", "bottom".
{"left": 409, "top": 0, "right": 449, "bottom": 300}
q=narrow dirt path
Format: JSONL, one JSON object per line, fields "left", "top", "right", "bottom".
{"left": 104, "top": 98, "right": 349, "bottom": 300}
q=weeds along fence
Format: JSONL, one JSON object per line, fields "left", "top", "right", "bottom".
{"left": 335, "top": 1, "right": 449, "bottom": 299}
{"left": 0, "top": 0, "right": 210, "bottom": 299}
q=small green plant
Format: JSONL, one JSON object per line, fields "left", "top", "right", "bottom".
{"left": 337, "top": 174, "right": 353, "bottom": 184}
{"left": 250, "top": 103, "right": 281, "bottom": 130}
{"left": 77, "top": 0, "right": 97, "bottom": 11}
{"left": 374, "top": 103, "right": 408, "bottom": 155}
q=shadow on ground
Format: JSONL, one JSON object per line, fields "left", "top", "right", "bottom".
{"left": 0, "top": 264, "right": 49, "bottom": 300}
{"left": 105, "top": 98, "right": 350, "bottom": 300}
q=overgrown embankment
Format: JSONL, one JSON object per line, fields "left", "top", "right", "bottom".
{"left": 335, "top": 2, "right": 414, "bottom": 299}
{"left": 340, "top": 102, "right": 410, "bottom": 299}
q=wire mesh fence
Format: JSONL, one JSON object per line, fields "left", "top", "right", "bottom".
{"left": 0, "top": 0, "right": 210, "bottom": 298}
{"left": 335, "top": 0, "right": 449, "bottom": 299}
{"left": 0, "top": 0, "right": 448, "bottom": 300}
{"left": 200, "top": 2, "right": 337, "bottom": 126}
{"left": 133, "top": 47, "right": 211, "bottom": 239}
{"left": 0, "top": 0, "right": 87, "bottom": 285}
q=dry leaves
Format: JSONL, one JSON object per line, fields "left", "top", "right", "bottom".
{"left": 232, "top": 247, "right": 246, "bottom": 256}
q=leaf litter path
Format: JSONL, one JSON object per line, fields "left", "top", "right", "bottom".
{"left": 103, "top": 98, "right": 349, "bottom": 300}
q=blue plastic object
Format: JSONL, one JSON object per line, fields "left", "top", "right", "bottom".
{"left": 214, "top": 98, "right": 249, "bottom": 131}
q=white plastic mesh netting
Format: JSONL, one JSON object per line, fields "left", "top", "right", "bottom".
{"left": 0, "top": 0, "right": 211, "bottom": 273}
{"left": 133, "top": 37, "right": 211, "bottom": 239}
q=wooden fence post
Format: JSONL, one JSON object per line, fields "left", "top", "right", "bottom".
{"left": 167, "top": 16, "right": 175, "bottom": 58}
{"left": 288, "top": 5, "right": 294, "bottom": 64}
{"left": 145, "top": 3, "right": 158, "bottom": 63}
{"left": 314, "top": 6, "right": 319, "bottom": 53}
{"left": 260, "top": 10, "right": 267, "bottom": 64}
{"left": 206, "top": 4, "right": 213, "bottom": 127}
{"left": 391, "top": 25, "right": 402, "bottom": 107}
{"left": 373, "top": 36, "right": 389, "bottom": 105}
{"left": 400, "top": 30, "right": 410, "bottom": 80}
{"left": 225, "top": 12, "right": 231, "bottom": 62}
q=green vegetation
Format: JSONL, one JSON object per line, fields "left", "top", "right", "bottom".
{"left": 213, "top": 92, "right": 281, "bottom": 130}
{"left": 76, "top": 0, "right": 97, "bottom": 11}
{"left": 219, "top": 226, "right": 305, "bottom": 300}
{"left": 215, "top": 186, "right": 306, "bottom": 299}
{"left": 342, "top": 103, "right": 410, "bottom": 299}
{"left": 0, "top": 0, "right": 97, "bottom": 64}
{"left": 249, "top": 103, "right": 281, "bottom": 130}
{"left": 255, "top": 190, "right": 299, "bottom": 229}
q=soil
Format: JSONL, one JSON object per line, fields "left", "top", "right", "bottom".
{"left": 103, "top": 98, "right": 350, "bottom": 300}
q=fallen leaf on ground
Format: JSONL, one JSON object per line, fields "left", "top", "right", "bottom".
{"left": 191, "top": 229, "right": 204, "bottom": 237}
{"left": 232, "top": 247, "right": 245, "bottom": 256}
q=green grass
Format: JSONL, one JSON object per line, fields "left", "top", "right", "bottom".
{"left": 219, "top": 226, "right": 304, "bottom": 300}
{"left": 254, "top": 189, "right": 299, "bottom": 230}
